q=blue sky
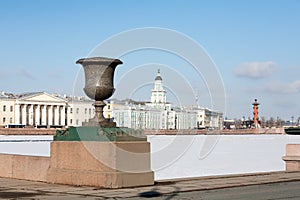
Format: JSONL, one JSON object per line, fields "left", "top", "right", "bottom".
{"left": 0, "top": 0, "right": 300, "bottom": 120}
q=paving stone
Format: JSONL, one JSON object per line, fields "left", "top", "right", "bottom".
{"left": 1, "top": 171, "right": 300, "bottom": 198}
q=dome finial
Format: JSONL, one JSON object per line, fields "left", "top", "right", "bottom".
{"left": 155, "top": 69, "right": 162, "bottom": 81}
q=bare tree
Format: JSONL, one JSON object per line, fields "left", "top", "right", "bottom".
{"left": 260, "top": 117, "right": 265, "bottom": 128}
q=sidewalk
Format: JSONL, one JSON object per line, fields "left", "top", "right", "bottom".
{"left": 1, "top": 171, "right": 300, "bottom": 199}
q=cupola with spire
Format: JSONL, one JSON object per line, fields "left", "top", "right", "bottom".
{"left": 151, "top": 69, "right": 166, "bottom": 104}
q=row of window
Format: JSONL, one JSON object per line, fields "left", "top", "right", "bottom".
{"left": 153, "top": 94, "right": 164, "bottom": 96}
{"left": 69, "top": 118, "right": 89, "bottom": 126}
{"left": 2, "top": 118, "right": 90, "bottom": 126}
{"left": 2, "top": 105, "right": 13, "bottom": 112}
{"left": 2, "top": 117, "right": 13, "bottom": 123}
{"left": 69, "top": 108, "right": 94, "bottom": 114}
{"left": 1, "top": 105, "right": 93, "bottom": 125}
{"left": 69, "top": 119, "right": 80, "bottom": 125}
{"left": 2, "top": 117, "right": 91, "bottom": 126}
{"left": 2, "top": 105, "right": 96, "bottom": 115}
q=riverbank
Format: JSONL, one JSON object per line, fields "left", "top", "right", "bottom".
{"left": 0, "top": 127, "right": 284, "bottom": 135}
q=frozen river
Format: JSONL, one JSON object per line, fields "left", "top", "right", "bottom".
{"left": 1, "top": 134, "right": 300, "bottom": 180}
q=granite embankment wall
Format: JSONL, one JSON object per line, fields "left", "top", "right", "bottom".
{"left": 0, "top": 154, "right": 49, "bottom": 182}
{"left": 0, "top": 128, "right": 55, "bottom": 182}
{"left": 283, "top": 144, "right": 300, "bottom": 171}
{"left": 0, "top": 142, "right": 154, "bottom": 188}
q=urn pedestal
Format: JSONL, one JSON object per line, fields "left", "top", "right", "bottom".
{"left": 47, "top": 141, "right": 154, "bottom": 188}
{"left": 50, "top": 57, "right": 154, "bottom": 188}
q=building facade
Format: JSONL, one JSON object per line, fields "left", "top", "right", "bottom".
{"left": 66, "top": 96, "right": 95, "bottom": 127}
{"left": 0, "top": 70, "right": 222, "bottom": 129}
{"left": 0, "top": 93, "right": 15, "bottom": 126}
{"left": 105, "top": 70, "right": 223, "bottom": 130}
{"left": 106, "top": 102, "right": 163, "bottom": 130}
{"left": 0, "top": 92, "right": 95, "bottom": 128}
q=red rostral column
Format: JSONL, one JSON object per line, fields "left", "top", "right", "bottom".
{"left": 253, "top": 99, "right": 260, "bottom": 128}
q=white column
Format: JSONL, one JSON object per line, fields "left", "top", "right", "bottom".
{"left": 54, "top": 105, "right": 59, "bottom": 125}
{"left": 48, "top": 105, "right": 53, "bottom": 126}
{"left": 15, "top": 104, "right": 20, "bottom": 124}
{"left": 21, "top": 104, "right": 27, "bottom": 125}
{"left": 60, "top": 106, "right": 66, "bottom": 126}
{"left": 41, "top": 105, "right": 47, "bottom": 125}
{"left": 35, "top": 105, "right": 40, "bottom": 126}
{"left": 28, "top": 104, "right": 33, "bottom": 125}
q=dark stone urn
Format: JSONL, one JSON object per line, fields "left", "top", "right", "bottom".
{"left": 76, "top": 57, "right": 123, "bottom": 127}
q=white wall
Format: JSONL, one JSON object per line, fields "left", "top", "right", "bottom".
{"left": 0, "top": 99, "right": 15, "bottom": 126}
{"left": 67, "top": 101, "right": 94, "bottom": 126}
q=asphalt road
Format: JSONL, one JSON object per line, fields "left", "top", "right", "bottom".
{"left": 125, "top": 181, "right": 300, "bottom": 200}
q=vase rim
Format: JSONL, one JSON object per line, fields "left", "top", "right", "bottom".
{"left": 76, "top": 57, "right": 123, "bottom": 65}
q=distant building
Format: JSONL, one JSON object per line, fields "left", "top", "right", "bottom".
{"left": 223, "top": 119, "right": 236, "bottom": 129}
{"left": 104, "top": 69, "right": 223, "bottom": 130}
{"left": 65, "top": 96, "right": 94, "bottom": 127}
{"left": 0, "top": 70, "right": 223, "bottom": 129}
{"left": 0, "top": 91, "right": 94, "bottom": 128}
{"left": 0, "top": 92, "right": 15, "bottom": 127}
{"left": 104, "top": 100, "right": 163, "bottom": 129}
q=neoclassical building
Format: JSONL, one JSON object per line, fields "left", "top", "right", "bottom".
{"left": 0, "top": 92, "right": 94, "bottom": 128}
{"left": 15, "top": 92, "right": 67, "bottom": 127}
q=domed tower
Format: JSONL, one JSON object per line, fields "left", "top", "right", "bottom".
{"left": 151, "top": 69, "right": 166, "bottom": 104}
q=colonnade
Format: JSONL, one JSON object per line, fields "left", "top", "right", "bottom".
{"left": 15, "top": 104, "right": 66, "bottom": 127}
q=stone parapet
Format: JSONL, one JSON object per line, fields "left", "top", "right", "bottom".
{"left": 283, "top": 144, "right": 300, "bottom": 171}
{"left": 0, "top": 141, "right": 154, "bottom": 188}
{"left": 0, "top": 154, "right": 50, "bottom": 182}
